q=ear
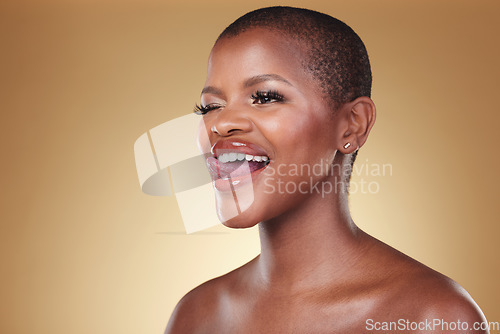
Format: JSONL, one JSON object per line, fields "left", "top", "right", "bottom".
{"left": 337, "top": 96, "right": 376, "bottom": 154}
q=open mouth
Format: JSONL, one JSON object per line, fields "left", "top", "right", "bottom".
{"left": 205, "top": 140, "right": 271, "bottom": 182}
{"left": 206, "top": 153, "right": 270, "bottom": 180}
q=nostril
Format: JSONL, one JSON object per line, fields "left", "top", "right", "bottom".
{"left": 210, "top": 110, "right": 253, "bottom": 136}
{"left": 211, "top": 125, "right": 244, "bottom": 136}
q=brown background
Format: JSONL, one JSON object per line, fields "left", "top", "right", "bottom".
{"left": 1, "top": 0, "right": 498, "bottom": 333}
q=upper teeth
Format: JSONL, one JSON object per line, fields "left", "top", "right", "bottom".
{"left": 218, "top": 152, "right": 269, "bottom": 163}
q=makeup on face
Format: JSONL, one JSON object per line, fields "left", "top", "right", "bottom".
{"left": 204, "top": 139, "right": 270, "bottom": 191}
{"left": 210, "top": 140, "right": 269, "bottom": 176}
{"left": 195, "top": 28, "right": 340, "bottom": 227}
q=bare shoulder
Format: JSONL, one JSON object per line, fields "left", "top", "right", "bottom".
{"left": 411, "top": 273, "right": 488, "bottom": 333}
{"left": 164, "top": 258, "right": 254, "bottom": 334}
{"left": 163, "top": 277, "right": 220, "bottom": 334}
{"left": 372, "top": 239, "right": 488, "bottom": 333}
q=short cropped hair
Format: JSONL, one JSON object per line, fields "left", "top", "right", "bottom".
{"left": 217, "top": 6, "right": 372, "bottom": 111}
{"left": 217, "top": 6, "right": 371, "bottom": 179}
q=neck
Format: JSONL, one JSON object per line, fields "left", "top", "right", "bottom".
{"left": 256, "top": 177, "right": 370, "bottom": 292}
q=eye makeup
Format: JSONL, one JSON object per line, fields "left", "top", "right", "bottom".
{"left": 194, "top": 89, "right": 286, "bottom": 115}
{"left": 251, "top": 89, "right": 285, "bottom": 104}
{"left": 194, "top": 103, "right": 222, "bottom": 115}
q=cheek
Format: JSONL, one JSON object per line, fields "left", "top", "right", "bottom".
{"left": 265, "top": 111, "right": 337, "bottom": 162}
{"left": 256, "top": 111, "right": 339, "bottom": 204}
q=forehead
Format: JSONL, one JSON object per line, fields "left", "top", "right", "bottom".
{"left": 207, "top": 28, "right": 311, "bottom": 85}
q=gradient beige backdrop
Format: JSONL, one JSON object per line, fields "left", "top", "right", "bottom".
{"left": 1, "top": 0, "right": 498, "bottom": 333}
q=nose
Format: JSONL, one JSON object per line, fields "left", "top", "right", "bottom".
{"left": 210, "top": 107, "right": 252, "bottom": 137}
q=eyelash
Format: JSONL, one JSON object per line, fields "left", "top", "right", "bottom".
{"left": 194, "top": 103, "right": 221, "bottom": 115}
{"left": 193, "top": 90, "right": 285, "bottom": 115}
{"left": 251, "top": 90, "right": 284, "bottom": 104}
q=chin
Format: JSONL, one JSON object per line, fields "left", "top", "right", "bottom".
{"left": 214, "top": 183, "right": 285, "bottom": 229}
{"left": 212, "top": 174, "right": 259, "bottom": 226}
{"left": 220, "top": 216, "right": 260, "bottom": 229}
{"left": 215, "top": 196, "right": 262, "bottom": 229}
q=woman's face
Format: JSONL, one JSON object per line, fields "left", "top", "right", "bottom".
{"left": 197, "top": 28, "right": 344, "bottom": 228}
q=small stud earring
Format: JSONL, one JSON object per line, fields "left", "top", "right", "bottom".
{"left": 343, "top": 142, "right": 351, "bottom": 149}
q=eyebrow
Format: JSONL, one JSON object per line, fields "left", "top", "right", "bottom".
{"left": 243, "top": 74, "right": 292, "bottom": 88}
{"left": 201, "top": 86, "right": 223, "bottom": 96}
{"left": 201, "top": 74, "right": 292, "bottom": 96}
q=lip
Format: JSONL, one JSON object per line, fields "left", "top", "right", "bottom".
{"left": 210, "top": 158, "right": 269, "bottom": 192}
{"left": 211, "top": 139, "right": 270, "bottom": 158}
{"left": 206, "top": 139, "right": 271, "bottom": 192}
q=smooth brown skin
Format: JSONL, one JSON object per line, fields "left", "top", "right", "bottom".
{"left": 166, "top": 28, "right": 488, "bottom": 333}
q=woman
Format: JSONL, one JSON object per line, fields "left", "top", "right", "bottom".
{"left": 166, "top": 6, "right": 488, "bottom": 333}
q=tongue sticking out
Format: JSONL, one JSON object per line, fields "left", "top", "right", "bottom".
{"left": 206, "top": 157, "right": 269, "bottom": 180}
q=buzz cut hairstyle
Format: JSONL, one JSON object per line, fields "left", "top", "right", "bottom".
{"left": 217, "top": 6, "right": 372, "bottom": 110}
{"left": 216, "top": 6, "right": 372, "bottom": 179}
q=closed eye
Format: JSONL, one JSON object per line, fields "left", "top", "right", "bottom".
{"left": 194, "top": 103, "right": 222, "bottom": 115}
